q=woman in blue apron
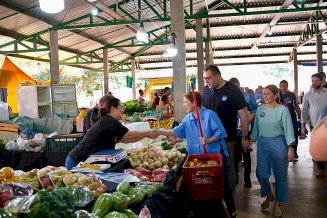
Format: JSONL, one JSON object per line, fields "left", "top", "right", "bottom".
{"left": 157, "top": 92, "right": 233, "bottom": 215}
{"left": 250, "top": 85, "right": 295, "bottom": 217}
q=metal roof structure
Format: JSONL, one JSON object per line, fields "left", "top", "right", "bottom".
{"left": 0, "top": 0, "right": 327, "bottom": 72}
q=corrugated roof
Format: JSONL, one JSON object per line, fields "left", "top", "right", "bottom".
{"left": 0, "top": 0, "right": 327, "bottom": 71}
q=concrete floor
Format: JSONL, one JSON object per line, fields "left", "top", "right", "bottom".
{"left": 235, "top": 137, "right": 327, "bottom": 218}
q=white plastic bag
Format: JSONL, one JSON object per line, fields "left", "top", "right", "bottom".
{"left": 17, "top": 137, "right": 31, "bottom": 151}
{"left": 5, "top": 140, "right": 19, "bottom": 151}
{"left": 25, "top": 133, "right": 46, "bottom": 152}
{"left": 116, "top": 122, "right": 153, "bottom": 150}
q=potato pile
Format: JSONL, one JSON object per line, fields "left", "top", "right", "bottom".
{"left": 128, "top": 145, "right": 187, "bottom": 170}
{"left": 184, "top": 158, "right": 220, "bottom": 168}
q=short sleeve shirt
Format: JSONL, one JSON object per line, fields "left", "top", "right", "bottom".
{"left": 202, "top": 82, "right": 247, "bottom": 142}
{"left": 281, "top": 91, "right": 297, "bottom": 118}
{"left": 70, "top": 115, "right": 129, "bottom": 163}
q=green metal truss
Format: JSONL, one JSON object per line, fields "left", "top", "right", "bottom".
{"left": 297, "top": 10, "right": 327, "bottom": 47}
{"left": 97, "top": 30, "right": 171, "bottom": 72}
{"left": 0, "top": 31, "right": 49, "bottom": 54}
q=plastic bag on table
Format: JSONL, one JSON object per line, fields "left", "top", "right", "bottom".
{"left": 19, "top": 128, "right": 35, "bottom": 139}
{"left": 75, "top": 210, "right": 98, "bottom": 218}
{"left": 12, "top": 116, "right": 34, "bottom": 132}
{"left": 25, "top": 133, "right": 46, "bottom": 152}
{"left": 139, "top": 206, "right": 151, "bottom": 218}
{"left": 5, "top": 140, "right": 19, "bottom": 151}
{"left": 16, "top": 136, "right": 31, "bottom": 151}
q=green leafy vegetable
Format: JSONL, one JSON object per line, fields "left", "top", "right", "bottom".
{"left": 26, "top": 188, "right": 75, "bottom": 218}
{"left": 161, "top": 142, "right": 171, "bottom": 150}
{"left": 177, "top": 145, "right": 188, "bottom": 154}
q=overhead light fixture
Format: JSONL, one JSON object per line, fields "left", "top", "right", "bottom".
{"left": 163, "top": 33, "right": 178, "bottom": 57}
{"left": 91, "top": 8, "right": 98, "bottom": 16}
{"left": 268, "top": 26, "right": 273, "bottom": 36}
{"left": 136, "top": 22, "right": 149, "bottom": 43}
{"left": 39, "top": 0, "right": 64, "bottom": 14}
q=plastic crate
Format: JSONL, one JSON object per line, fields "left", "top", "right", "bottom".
{"left": 45, "top": 134, "right": 83, "bottom": 152}
{"left": 182, "top": 154, "right": 224, "bottom": 200}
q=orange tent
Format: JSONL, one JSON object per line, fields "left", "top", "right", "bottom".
{"left": 0, "top": 57, "right": 36, "bottom": 112}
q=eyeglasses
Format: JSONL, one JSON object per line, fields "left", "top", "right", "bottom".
{"left": 203, "top": 75, "right": 215, "bottom": 82}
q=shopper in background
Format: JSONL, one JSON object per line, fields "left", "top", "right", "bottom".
{"left": 66, "top": 95, "right": 159, "bottom": 170}
{"left": 301, "top": 73, "right": 327, "bottom": 178}
{"left": 202, "top": 65, "right": 250, "bottom": 218}
{"left": 279, "top": 80, "right": 301, "bottom": 160}
{"left": 137, "top": 89, "right": 145, "bottom": 106}
{"left": 255, "top": 86, "right": 264, "bottom": 105}
{"left": 319, "top": 72, "right": 327, "bottom": 88}
{"left": 159, "top": 87, "right": 171, "bottom": 106}
{"left": 251, "top": 85, "right": 295, "bottom": 217}
{"left": 83, "top": 97, "right": 106, "bottom": 134}
{"left": 229, "top": 77, "right": 257, "bottom": 188}
{"left": 152, "top": 93, "right": 160, "bottom": 109}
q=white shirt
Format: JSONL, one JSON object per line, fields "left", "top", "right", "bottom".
{"left": 301, "top": 87, "right": 327, "bottom": 127}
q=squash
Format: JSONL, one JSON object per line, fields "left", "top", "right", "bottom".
{"left": 91, "top": 193, "right": 113, "bottom": 217}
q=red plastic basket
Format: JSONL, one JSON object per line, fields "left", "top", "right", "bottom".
{"left": 182, "top": 154, "right": 224, "bottom": 200}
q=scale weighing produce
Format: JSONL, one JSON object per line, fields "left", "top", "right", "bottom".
{"left": 85, "top": 149, "right": 128, "bottom": 164}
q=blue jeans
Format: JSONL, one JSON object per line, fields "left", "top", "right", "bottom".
{"left": 65, "top": 156, "right": 78, "bottom": 170}
{"left": 256, "top": 136, "right": 289, "bottom": 202}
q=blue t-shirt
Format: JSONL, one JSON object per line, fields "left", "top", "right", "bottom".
{"left": 323, "top": 105, "right": 327, "bottom": 117}
{"left": 173, "top": 107, "right": 229, "bottom": 156}
{"left": 255, "top": 92, "right": 264, "bottom": 104}
{"left": 237, "top": 91, "right": 257, "bottom": 136}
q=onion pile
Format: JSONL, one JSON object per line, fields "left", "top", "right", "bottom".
{"left": 128, "top": 145, "right": 187, "bottom": 170}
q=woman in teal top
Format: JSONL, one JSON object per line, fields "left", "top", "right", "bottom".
{"left": 250, "top": 85, "right": 295, "bottom": 217}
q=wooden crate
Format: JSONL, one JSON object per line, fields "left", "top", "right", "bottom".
{"left": 0, "top": 123, "right": 19, "bottom": 134}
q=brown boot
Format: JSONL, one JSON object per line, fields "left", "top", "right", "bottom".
{"left": 261, "top": 193, "right": 274, "bottom": 210}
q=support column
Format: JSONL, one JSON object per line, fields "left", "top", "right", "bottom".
{"left": 49, "top": 30, "right": 59, "bottom": 84}
{"left": 316, "top": 33, "right": 323, "bottom": 73}
{"left": 196, "top": 18, "right": 204, "bottom": 94}
{"left": 205, "top": 19, "right": 213, "bottom": 66}
{"left": 171, "top": 0, "right": 186, "bottom": 122}
{"left": 293, "top": 48, "right": 299, "bottom": 98}
{"left": 103, "top": 48, "right": 109, "bottom": 94}
{"left": 205, "top": 41, "right": 210, "bottom": 66}
{"left": 131, "top": 58, "right": 137, "bottom": 100}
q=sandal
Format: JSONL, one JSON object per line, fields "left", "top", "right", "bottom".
{"left": 273, "top": 204, "right": 282, "bottom": 217}
{"left": 261, "top": 193, "right": 274, "bottom": 209}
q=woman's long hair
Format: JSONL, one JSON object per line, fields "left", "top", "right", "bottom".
{"left": 95, "top": 94, "right": 121, "bottom": 122}
{"left": 265, "top": 85, "right": 280, "bottom": 104}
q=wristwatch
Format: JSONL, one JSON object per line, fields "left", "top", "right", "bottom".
{"left": 242, "top": 136, "right": 249, "bottom": 140}
{"left": 209, "top": 137, "right": 213, "bottom": 143}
